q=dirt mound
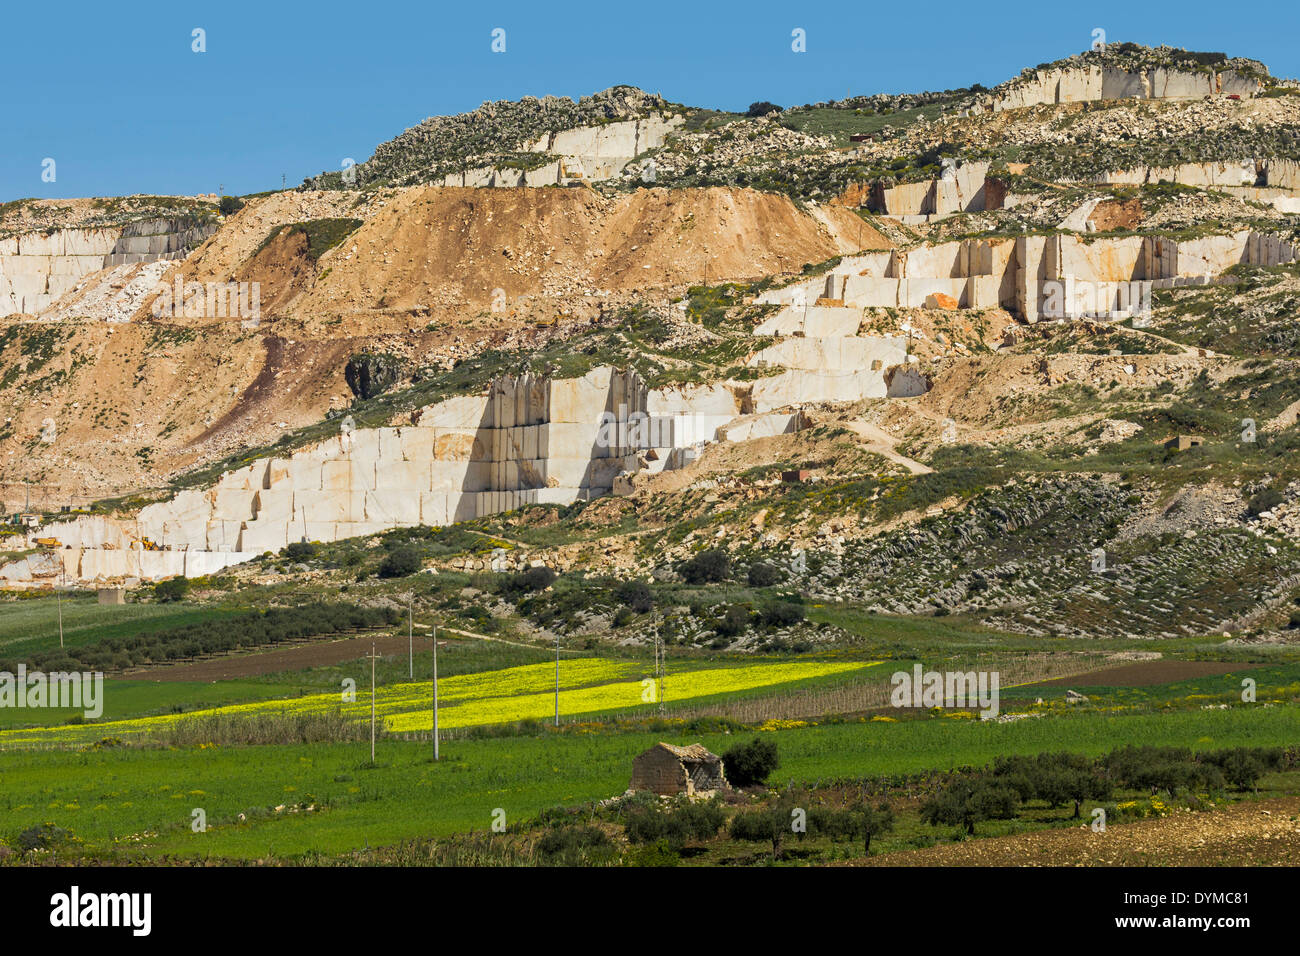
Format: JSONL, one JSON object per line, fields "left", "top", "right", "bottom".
{"left": 161, "top": 186, "right": 887, "bottom": 324}
{"left": 233, "top": 227, "right": 316, "bottom": 314}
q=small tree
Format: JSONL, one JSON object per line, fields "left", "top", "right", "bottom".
{"left": 729, "top": 797, "right": 807, "bottom": 859}
{"left": 714, "top": 604, "right": 751, "bottom": 638}
{"left": 760, "top": 601, "right": 804, "bottom": 627}
{"left": 723, "top": 738, "right": 779, "bottom": 788}
{"left": 814, "top": 802, "right": 896, "bottom": 856}
{"left": 1247, "top": 487, "right": 1284, "bottom": 517}
{"left": 921, "top": 778, "right": 1020, "bottom": 835}
{"left": 746, "top": 101, "right": 783, "bottom": 117}
{"left": 1202, "top": 747, "right": 1283, "bottom": 793}
{"left": 747, "top": 561, "right": 783, "bottom": 587}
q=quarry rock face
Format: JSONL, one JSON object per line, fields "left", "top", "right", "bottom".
{"left": 0, "top": 219, "right": 214, "bottom": 317}
{"left": 969, "top": 63, "right": 1264, "bottom": 113}
{"left": 756, "top": 230, "right": 1295, "bottom": 322}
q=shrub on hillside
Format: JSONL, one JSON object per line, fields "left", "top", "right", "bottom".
{"left": 284, "top": 541, "right": 316, "bottom": 560}
{"left": 680, "top": 549, "right": 730, "bottom": 584}
{"left": 614, "top": 580, "right": 655, "bottom": 614}
{"left": 760, "top": 601, "right": 804, "bottom": 627}
{"left": 747, "top": 561, "right": 783, "bottom": 587}
{"left": 746, "top": 101, "right": 783, "bottom": 117}
{"left": 153, "top": 576, "right": 190, "bottom": 603}
{"left": 713, "top": 604, "right": 751, "bottom": 638}
{"left": 499, "top": 565, "right": 557, "bottom": 598}
{"left": 1247, "top": 487, "right": 1284, "bottom": 516}
{"left": 378, "top": 546, "right": 422, "bottom": 578}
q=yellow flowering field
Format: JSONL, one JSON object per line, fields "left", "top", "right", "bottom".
{"left": 0, "top": 658, "right": 877, "bottom": 747}
{"left": 388, "top": 659, "right": 876, "bottom": 731}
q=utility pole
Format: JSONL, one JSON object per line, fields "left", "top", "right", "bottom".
{"left": 366, "top": 642, "right": 379, "bottom": 764}
{"left": 407, "top": 592, "right": 414, "bottom": 680}
{"left": 432, "top": 624, "right": 440, "bottom": 761}
{"left": 656, "top": 632, "right": 666, "bottom": 717}
{"left": 57, "top": 563, "right": 65, "bottom": 649}
{"left": 554, "top": 632, "right": 560, "bottom": 727}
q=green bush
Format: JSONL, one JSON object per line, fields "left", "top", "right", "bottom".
{"left": 714, "top": 604, "right": 751, "bottom": 638}
{"left": 760, "top": 601, "right": 804, "bottom": 627}
{"left": 535, "top": 825, "right": 616, "bottom": 865}
{"left": 723, "top": 738, "right": 779, "bottom": 788}
{"left": 153, "top": 576, "right": 190, "bottom": 603}
{"left": 499, "top": 565, "right": 557, "bottom": 597}
{"left": 378, "top": 546, "right": 422, "bottom": 578}
{"left": 623, "top": 800, "right": 725, "bottom": 850}
{"left": 747, "top": 561, "right": 784, "bottom": 587}
{"left": 1247, "top": 487, "right": 1284, "bottom": 516}
{"left": 679, "top": 549, "right": 730, "bottom": 584}
{"left": 284, "top": 541, "right": 317, "bottom": 560}
{"left": 614, "top": 580, "right": 655, "bottom": 614}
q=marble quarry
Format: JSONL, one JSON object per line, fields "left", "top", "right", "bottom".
{"left": 756, "top": 230, "right": 1296, "bottom": 322}
{"left": 3, "top": 340, "right": 923, "bottom": 584}
{"left": 967, "top": 64, "right": 1263, "bottom": 114}
{"left": 0, "top": 218, "right": 215, "bottom": 317}
{"left": 436, "top": 115, "right": 682, "bottom": 187}
{"left": 867, "top": 161, "right": 1002, "bottom": 222}
{"left": 1073, "top": 158, "right": 1300, "bottom": 213}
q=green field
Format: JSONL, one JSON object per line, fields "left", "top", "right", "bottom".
{"left": 2, "top": 704, "right": 1294, "bottom": 861}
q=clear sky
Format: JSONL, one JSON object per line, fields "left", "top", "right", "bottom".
{"left": 4, "top": 0, "right": 1297, "bottom": 201}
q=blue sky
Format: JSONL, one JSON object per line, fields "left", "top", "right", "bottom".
{"left": 3, "top": 0, "right": 1297, "bottom": 200}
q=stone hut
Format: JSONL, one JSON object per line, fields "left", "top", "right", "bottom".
{"left": 629, "top": 742, "right": 728, "bottom": 797}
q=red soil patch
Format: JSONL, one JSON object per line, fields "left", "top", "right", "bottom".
{"left": 1029, "top": 659, "right": 1265, "bottom": 689}
{"left": 124, "top": 633, "right": 438, "bottom": 682}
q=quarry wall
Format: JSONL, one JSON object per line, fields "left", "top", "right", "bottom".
{"left": 436, "top": 115, "right": 682, "bottom": 187}
{"left": 3, "top": 340, "right": 916, "bottom": 585}
{"left": 0, "top": 219, "right": 215, "bottom": 317}
{"left": 969, "top": 64, "right": 1262, "bottom": 114}
{"left": 757, "top": 230, "right": 1296, "bottom": 321}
